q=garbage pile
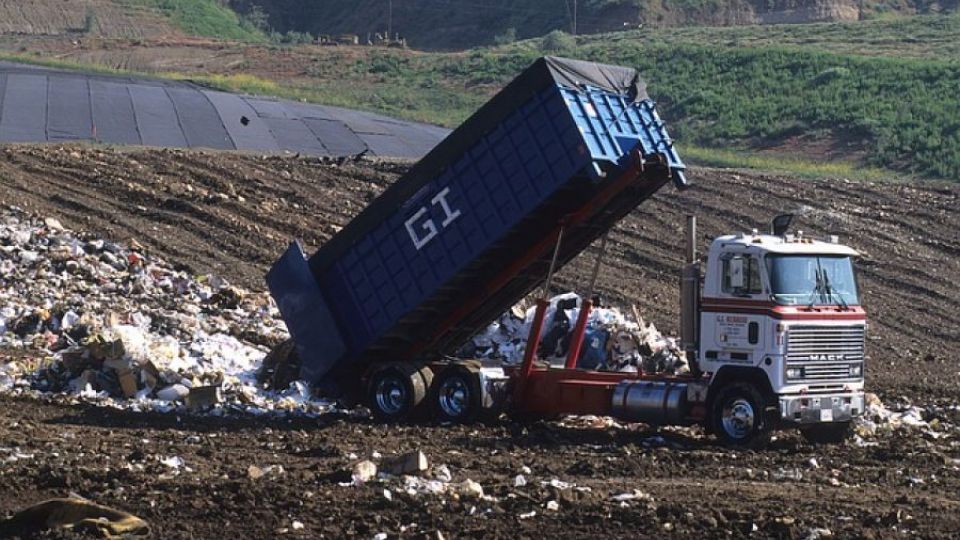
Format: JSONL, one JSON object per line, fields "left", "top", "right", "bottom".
{"left": 465, "top": 292, "right": 688, "bottom": 374}
{"left": 854, "top": 393, "right": 958, "bottom": 442}
{"left": 0, "top": 207, "right": 334, "bottom": 416}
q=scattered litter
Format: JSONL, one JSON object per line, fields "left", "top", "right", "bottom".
{"left": 160, "top": 456, "right": 184, "bottom": 469}
{"left": 351, "top": 460, "right": 378, "bottom": 485}
{"left": 803, "top": 527, "right": 833, "bottom": 539}
{"left": 545, "top": 500, "right": 560, "bottom": 511}
{"left": 248, "top": 464, "right": 285, "bottom": 480}
{"left": 456, "top": 479, "right": 484, "bottom": 500}
{"left": 433, "top": 464, "right": 452, "bottom": 482}
{"left": 544, "top": 479, "right": 573, "bottom": 490}
{"left": 514, "top": 474, "right": 527, "bottom": 487}
{"left": 291, "top": 520, "right": 304, "bottom": 531}
{"left": 384, "top": 450, "right": 428, "bottom": 475}
{"left": 518, "top": 511, "right": 537, "bottom": 520}
{"left": 773, "top": 468, "right": 803, "bottom": 481}
{"left": 610, "top": 489, "right": 653, "bottom": 503}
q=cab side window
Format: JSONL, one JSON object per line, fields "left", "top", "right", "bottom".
{"left": 721, "top": 254, "right": 762, "bottom": 296}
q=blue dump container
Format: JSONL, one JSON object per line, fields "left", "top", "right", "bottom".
{"left": 268, "top": 56, "right": 686, "bottom": 383}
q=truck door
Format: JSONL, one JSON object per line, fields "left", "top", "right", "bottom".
{"left": 702, "top": 253, "right": 767, "bottom": 366}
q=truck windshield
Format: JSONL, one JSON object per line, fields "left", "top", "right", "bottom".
{"left": 767, "top": 255, "right": 859, "bottom": 306}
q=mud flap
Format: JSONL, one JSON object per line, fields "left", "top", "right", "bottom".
{"left": 266, "top": 241, "right": 347, "bottom": 384}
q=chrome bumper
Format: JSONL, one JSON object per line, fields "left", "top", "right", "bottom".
{"left": 779, "top": 392, "right": 864, "bottom": 425}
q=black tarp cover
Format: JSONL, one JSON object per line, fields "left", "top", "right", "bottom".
{"left": 0, "top": 61, "right": 447, "bottom": 159}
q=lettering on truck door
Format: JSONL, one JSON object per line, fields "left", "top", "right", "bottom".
{"left": 710, "top": 253, "right": 766, "bottom": 364}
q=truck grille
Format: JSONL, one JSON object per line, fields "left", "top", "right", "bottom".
{"left": 785, "top": 325, "right": 865, "bottom": 382}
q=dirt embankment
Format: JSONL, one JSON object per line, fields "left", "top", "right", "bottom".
{"left": 0, "top": 144, "right": 956, "bottom": 401}
{"left": 0, "top": 0, "right": 178, "bottom": 38}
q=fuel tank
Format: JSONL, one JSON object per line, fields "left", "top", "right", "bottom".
{"left": 611, "top": 381, "right": 689, "bottom": 425}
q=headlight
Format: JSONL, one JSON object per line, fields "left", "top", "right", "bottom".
{"left": 850, "top": 364, "right": 863, "bottom": 377}
{"left": 786, "top": 368, "right": 802, "bottom": 379}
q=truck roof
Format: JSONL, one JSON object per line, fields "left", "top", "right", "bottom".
{"left": 712, "top": 233, "right": 859, "bottom": 256}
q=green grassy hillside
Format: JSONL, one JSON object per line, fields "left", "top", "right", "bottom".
{"left": 231, "top": 0, "right": 958, "bottom": 50}
{"left": 116, "top": 0, "right": 264, "bottom": 40}
{"left": 584, "top": 12, "right": 960, "bottom": 58}
{"left": 227, "top": 19, "right": 960, "bottom": 179}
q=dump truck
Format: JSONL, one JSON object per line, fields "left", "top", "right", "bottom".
{"left": 267, "top": 56, "right": 866, "bottom": 446}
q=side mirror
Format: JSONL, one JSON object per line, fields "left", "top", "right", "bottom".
{"left": 771, "top": 214, "right": 794, "bottom": 236}
{"left": 729, "top": 257, "right": 745, "bottom": 288}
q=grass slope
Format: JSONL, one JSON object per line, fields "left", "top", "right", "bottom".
{"left": 234, "top": 36, "right": 960, "bottom": 179}
{"left": 117, "top": 0, "right": 264, "bottom": 41}
{"left": 584, "top": 13, "right": 960, "bottom": 58}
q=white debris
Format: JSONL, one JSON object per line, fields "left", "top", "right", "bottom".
{"left": 545, "top": 479, "right": 573, "bottom": 490}
{"left": 351, "top": 460, "right": 378, "bottom": 485}
{"left": 514, "top": 474, "right": 527, "bottom": 487}
{"left": 773, "top": 468, "right": 803, "bottom": 481}
{"left": 518, "top": 511, "right": 537, "bottom": 520}
{"left": 433, "top": 464, "right": 452, "bottom": 482}
{"left": 161, "top": 456, "right": 184, "bottom": 469}
{"left": 467, "top": 293, "right": 686, "bottom": 374}
{"left": 248, "top": 464, "right": 285, "bottom": 480}
{"left": 803, "top": 527, "right": 833, "bottom": 539}
{"left": 0, "top": 370, "right": 14, "bottom": 392}
{"left": 1, "top": 448, "right": 36, "bottom": 463}
{"left": 610, "top": 489, "right": 653, "bottom": 502}
{"left": 402, "top": 475, "right": 447, "bottom": 496}
{"left": 545, "top": 500, "right": 560, "bottom": 511}
{"left": 456, "top": 479, "right": 484, "bottom": 500}
{"left": 291, "top": 521, "right": 304, "bottom": 531}
{"left": 156, "top": 384, "right": 190, "bottom": 402}
{"left": 0, "top": 207, "right": 341, "bottom": 418}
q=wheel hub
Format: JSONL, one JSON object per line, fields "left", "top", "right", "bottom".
{"left": 721, "top": 398, "right": 755, "bottom": 440}
{"left": 375, "top": 377, "right": 407, "bottom": 415}
{"left": 438, "top": 378, "right": 469, "bottom": 418}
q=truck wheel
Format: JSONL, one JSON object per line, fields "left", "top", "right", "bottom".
{"left": 710, "top": 383, "right": 770, "bottom": 448}
{"left": 368, "top": 364, "right": 428, "bottom": 422}
{"left": 800, "top": 422, "right": 852, "bottom": 445}
{"left": 432, "top": 366, "right": 482, "bottom": 423}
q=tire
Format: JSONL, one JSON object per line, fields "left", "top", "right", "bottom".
{"left": 367, "top": 364, "right": 428, "bottom": 422}
{"left": 432, "top": 366, "right": 483, "bottom": 424}
{"left": 801, "top": 422, "right": 852, "bottom": 445}
{"left": 710, "top": 382, "right": 771, "bottom": 448}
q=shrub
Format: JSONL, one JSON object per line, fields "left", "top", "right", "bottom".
{"left": 541, "top": 30, "right": 576, "bottom": 52}
{"left": 494, "top": 27, "right": 517, "bottom": 46}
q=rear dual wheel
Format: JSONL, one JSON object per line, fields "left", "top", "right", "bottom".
{"left": 432, "top": 366, "right": 483, "bottom": 423}
{"left": 368, "top": 364, "right": 433, "bottom": 421}
{"left": 369, "top": 362, "right": 490, "bottom": 424}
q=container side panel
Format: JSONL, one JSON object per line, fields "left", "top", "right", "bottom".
{"left": 317, "top": 86, "right": 587, "bottom": 359}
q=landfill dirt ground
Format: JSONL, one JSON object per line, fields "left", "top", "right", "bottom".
{"left": 1, "top": 394, "right": 960, "bottom": 539}
{"left": 0, "top": 144, "right": 958, "bottom": 538}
